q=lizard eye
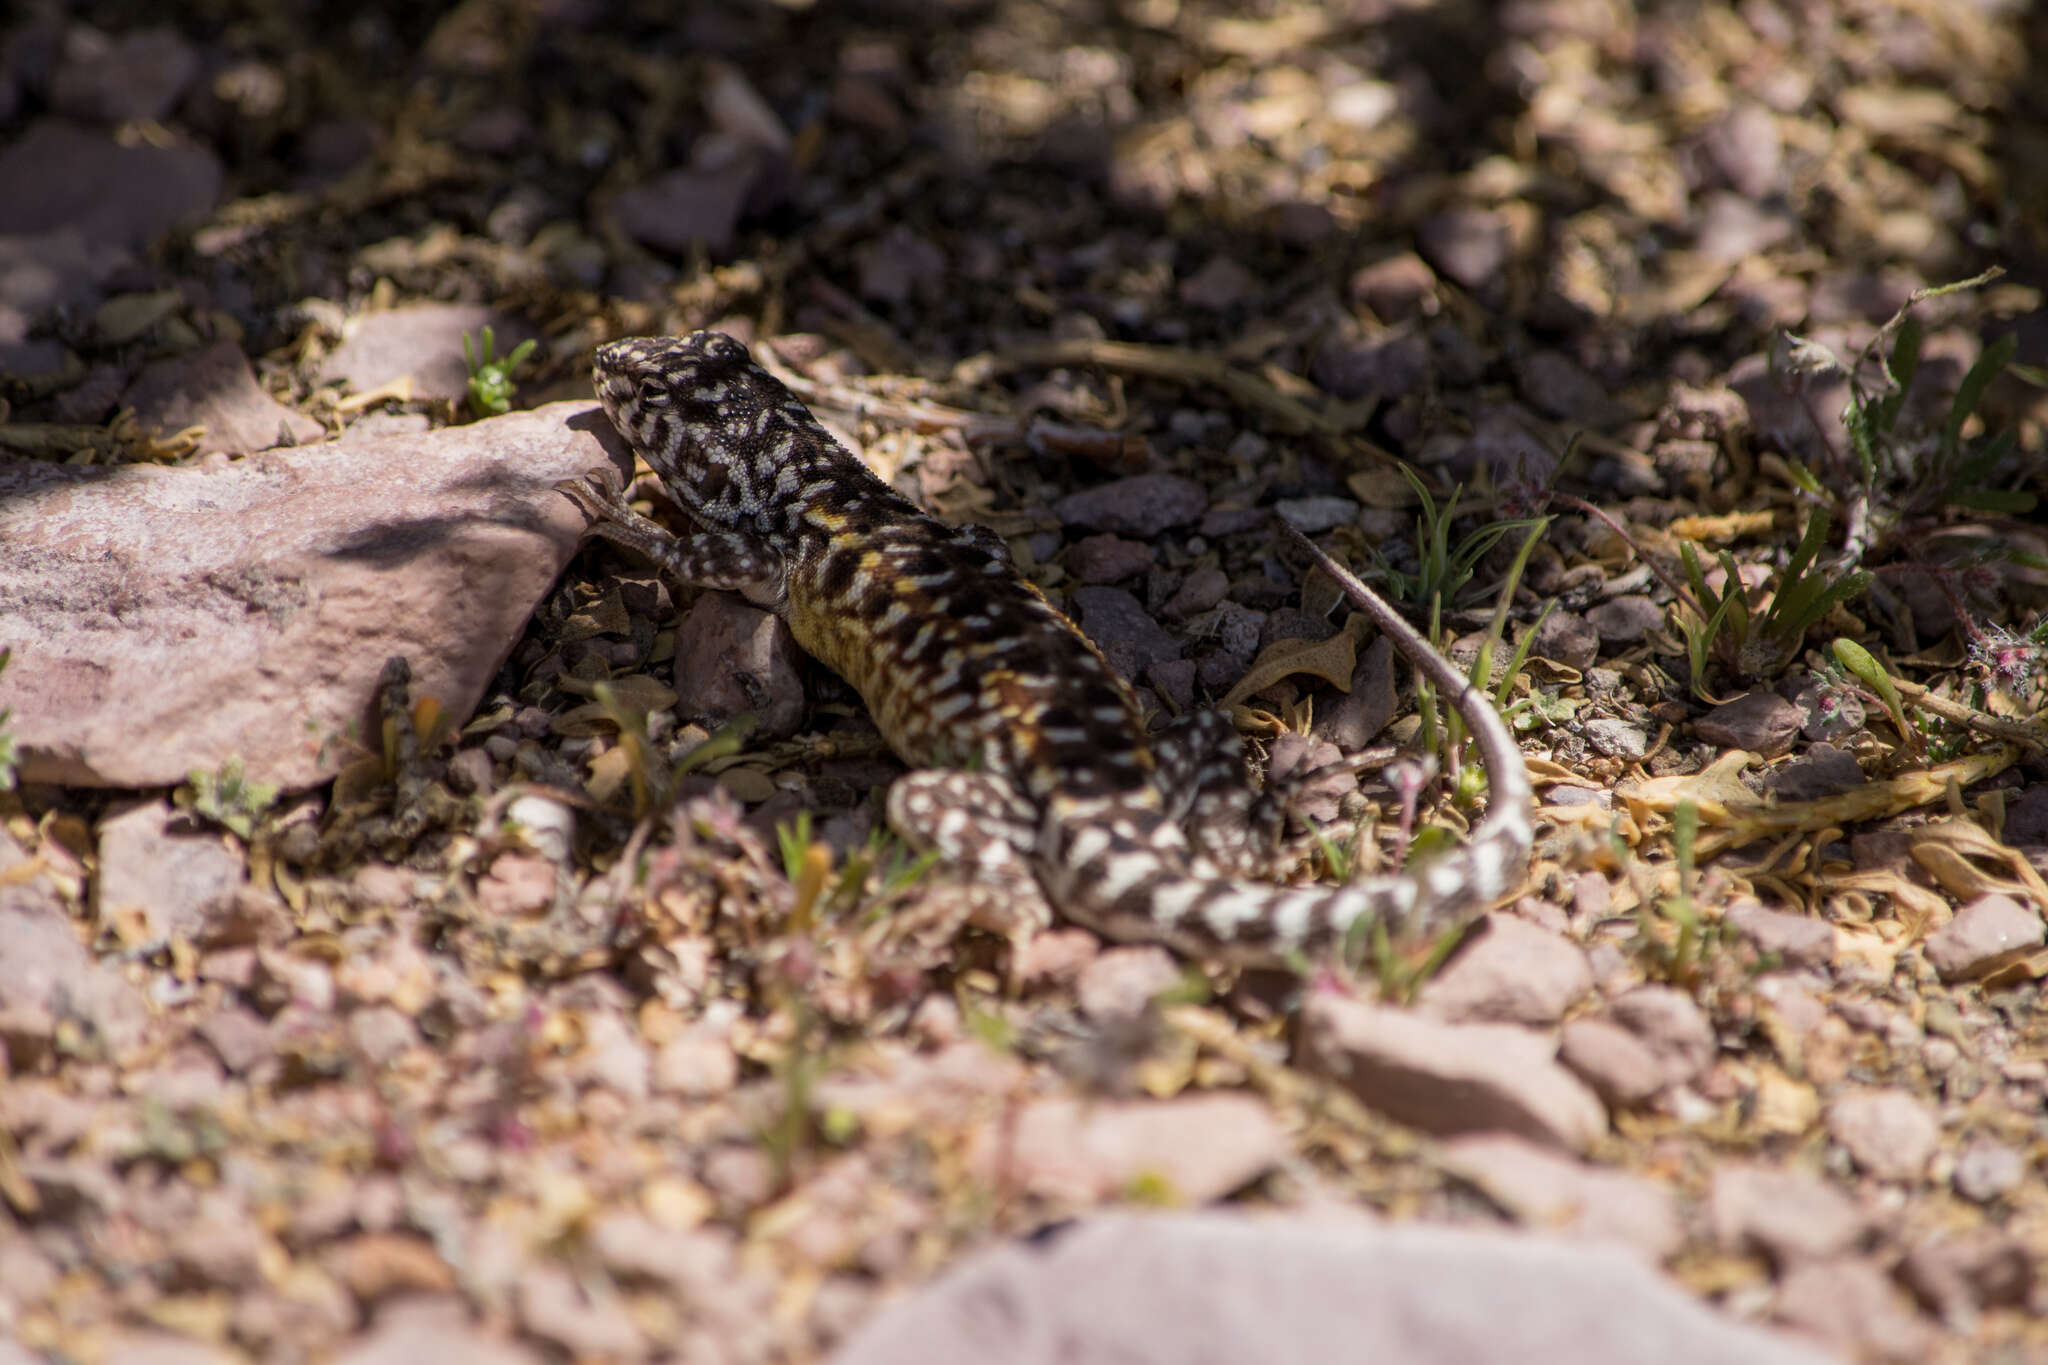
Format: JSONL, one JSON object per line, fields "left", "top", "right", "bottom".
{"left": 636, "top": 377, "right": 667, "bottom": 406}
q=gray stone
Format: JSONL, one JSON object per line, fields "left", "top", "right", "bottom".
{"left": 1053, "top": 474, "right": 1206, "bottom": 539}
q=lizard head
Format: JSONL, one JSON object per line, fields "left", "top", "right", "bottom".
{"left": 592, "top": 331, "right": 812, "bottom": 525}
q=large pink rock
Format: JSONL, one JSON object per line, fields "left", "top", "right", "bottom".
{"left": 2, "top": 401, "right": 626, "bottom": 788}
{"left": 829, "top": 1212, "right": 1836, "bottom": 1365}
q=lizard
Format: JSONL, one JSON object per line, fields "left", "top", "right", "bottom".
{"left": 559, "top": 331, "right": 1533, "bottom": 965}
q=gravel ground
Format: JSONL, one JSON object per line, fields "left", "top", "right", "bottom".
{"left": 2, "top": 2, "right": 2047, "bottom": 1362}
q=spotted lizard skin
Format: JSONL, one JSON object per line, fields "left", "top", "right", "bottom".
{"left": 562, "top": 331, "right": 1533, "bottom": 964}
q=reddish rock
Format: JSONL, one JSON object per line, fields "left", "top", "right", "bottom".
{"left": 50, "top": 26, "right": 199, "bottom": 124}
{"left": 831, "top": 1212, "right": 1835, "bottom": 1365}
{"left": 1299, "top": 995, "right": 1607, "bottom": 1152}
{"left": 94, "top": 799, "right": 247, "bottom": 946}
{"left": 119, "top": 342, "right": 325, "bottom": 454}
{"left": 1417, "top": 206, "right": 1512, "bottom": 290}
{"left": 320, "top": 303, "right": 543, "bottom": 405}
{"left": 1070, "top": 587, "right": 1183, "bottom": 684}
{"left": 1707, "top": 1163, "right": 1868, "bottom": 1265}
{"left": 999, "top": 1094, "right": 1287, "bottom": 1204}
{"left": 1922, "top": 893, "right": 2045, "bottom": 982}
{"left": 1178, "top": 255, "right": 1257, "bottom": 310}
{"left": 1723, "top": 901, "right": 1836, "bottom": 967}
{"left": 335, "top": 1295, "right": 542, "bottom": 1365}
{"left": 672, "top": 593, "right": 806, "bottom": 738}
{"left": 1606, "top": 986, "right": 1717, "bottom": 1088}
{"left": 1418, "top": 914, "right": 1593, "bottom": 1026}
{"left": 1825, "top": 1087, "right": 1939, "bottom": 1181}
{"left": 1075, "top": 946, "right": 1181, "bottom": 1025}
{"left": 1439, "top": 1134, "right": 1682, "bottom": 1260}
{"left": 0, "top": 831, "right": 148, "bottom": 1057}
{"left": 2, "top": 402, "right": 624, "bottom": 788}
{"left": 1558, "top": 1016, "right": 1666, "bottom": 1109}
{"left": 1774, "top": 1257, "right": 1935, "bottom": 1363}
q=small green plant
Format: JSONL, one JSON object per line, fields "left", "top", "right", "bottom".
{"left": 1775, "top": 268, "right": 2037, "bottom": 519}
{"left": 1369, "top": 466, "right": 1549, "bottom": 619}
{"left": 1639, "top": 799, "right": 1714, "bottom": 984}
{"left": 463, "top": 326, "right": 538, "bottom": 417}
{"left": 181, "top": 756, "right": 279, "bottom": 839}
{"left": 0, "top": 648, "right": 17, "bottom": 794}
{"left": 1829, "top": 638, "right": 1915, "bottom": 751}
{"left": 1676, "top": 508, "right": 1871, "bottom": 695}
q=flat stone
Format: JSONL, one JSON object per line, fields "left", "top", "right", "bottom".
{"left": 122, "top": 341, "right": 325, "bottom": 455}
{"left": 1075, "top": 946, "right": 1181, "bottom": 1025}
{"left": 857, "top": 226, "right": 947, "bottom": 306}
{"left": 1696, "top": 690, "right": 1802, "bottom": 758}
{"left": 1922, "top": 893, "right": 2045, "bottom": 982}
{"left": 1530, "top": 610, "right": 1599, "bottom": 672}
{"left": 1349, "top": 250, "right": 1438, "bottom": 321}
{"left": 1270, "top": 495, "right": 1359, "bottom": 534}
{"left": 320, "top": 303, "right": 543, "bottom": 405}
{"left": 1583, "top": 718, "right": 1649, "bottom": 762}
{"left": 1417, "top": 914, "right": 1593, "bottom": 1026}
{"left": 1160, "top": 566, "right": 1229, "bottom": 621}
{"left": 1439, "top": 1134, "right": 1681, "bottom": 1260}
{"left": 2, "top": 401, "right": 624, "bottom": 788}
{"left": 613, "top": 146, "right": 775, "bottom": 257}
{"left": 830, "top": 1211, "right": 1835, "bottom": 1365}
{"left": 1764, "top": 744, "right": 1865, "bottom": 801}
{"left": 1518, "top": 350, "right": 1620, "bottom": 425}
{"left": 1898, "top": 1230, "right": 2032, "bottom": 1323}
{"left": 0, "top": 118, "right": 221, "bottom": 251}
{"left": 1299, "top": 995, "right": 1607, "bottom": 1152}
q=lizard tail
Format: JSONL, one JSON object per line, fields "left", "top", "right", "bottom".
{"left": 1048, "top": 521, "right": 1534, "bottom": 966}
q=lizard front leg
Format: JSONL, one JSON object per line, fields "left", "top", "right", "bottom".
{"left": 558, "top": 474, "right": 785, "bottom": 606}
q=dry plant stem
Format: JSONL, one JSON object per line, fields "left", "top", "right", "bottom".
{"left": 1277, "top": 518, "right": 1531, "bottom": 831}
{"left": 1544, "top": 489, "right": 1710, "bottom": 621}
{"left": 1888, "top": 677, "right": 2048, "bottom": 753}
{"left": 975, "top": 336, "right": 1400, "bottom": 467}
{"left": 753, "top": 346, "right": 1140, "bottom": 459}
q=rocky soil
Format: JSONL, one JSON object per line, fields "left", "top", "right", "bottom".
{"left": 2, "top": 1, "right": 2047, "bottom": 1362}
